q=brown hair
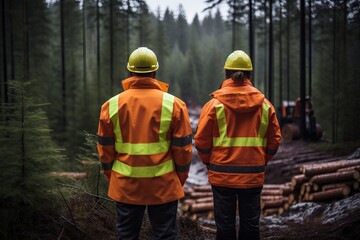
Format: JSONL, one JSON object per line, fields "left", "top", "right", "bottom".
{"left": 225, "top": 70, "right": 252, "bottom": 82}
{"left": 129, "top": 71, "right": 156, "bottom": 78}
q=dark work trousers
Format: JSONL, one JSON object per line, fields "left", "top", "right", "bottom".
{"left": 211, "top": 185, "right": 262, "bottom": 240}
{"left": 115, "top": 200, "right": 178, "bottom": 240}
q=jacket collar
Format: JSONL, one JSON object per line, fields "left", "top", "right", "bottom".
{"left": 121, "top": 76, "right": 169, "bottom": 92}
{"left": 220, "top": 78, "right": 253, "bottom": 88}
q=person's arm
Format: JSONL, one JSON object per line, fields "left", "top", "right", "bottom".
{"left": 97, "top": 101, "right": 116, "bottom": 181}
{"left": 194, "top": 101, "right": 215, "bottom": 165}
{"left": 171, "top": 101, "right": 193, "bottom": 186}
{"left": 265, "top": 101, "right": 282, "bottom": 164}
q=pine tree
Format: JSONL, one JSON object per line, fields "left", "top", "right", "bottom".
{"left": 0, "top": 80, "right": 66, "bottom": 237}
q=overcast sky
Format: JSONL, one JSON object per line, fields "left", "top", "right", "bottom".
{"left": 145, "top": 0, "right": 228, "bottom": 22}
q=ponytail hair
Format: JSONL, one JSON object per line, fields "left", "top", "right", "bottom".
{"left": 225, "top": 70, "right": 252, "bottom": 83}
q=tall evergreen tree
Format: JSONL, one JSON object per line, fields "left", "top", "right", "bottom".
{"left": 0, "top": 80, "right": 66, "bottom": 238}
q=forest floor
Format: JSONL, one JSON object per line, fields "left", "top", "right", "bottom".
{"left": 8, "top": 140, "right": 360, "bottom": 239}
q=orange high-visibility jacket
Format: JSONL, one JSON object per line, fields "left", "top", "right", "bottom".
{"left": 194, "top": 79, "right": 281, "bottom": 189}
{"left": 97, "top": 76, "right": 192, "bottom": 205}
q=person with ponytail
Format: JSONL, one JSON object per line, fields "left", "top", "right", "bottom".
{"left": 195, "top": 50, "right": 281, "bottom": 240}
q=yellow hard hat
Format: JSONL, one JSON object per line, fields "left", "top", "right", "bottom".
{"left": 224, "top": 50, "right": 253, "bottom": 71}
{"left": 127, "top": 47, "right": 159, "bottom": 73}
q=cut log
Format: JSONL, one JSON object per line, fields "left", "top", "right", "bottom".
{"left": 337, "top": 165, "right": 360, "bottom": 172}
{"left": 190, "top": 202, "right": 214, "bottom": 213}
{"left": 261, "top": 195, "right": 285, "bottom": 201}
{"left": 308, "top": 187, "right": 351, "bottom": 202}
{"left": 300, "top": 159, "right": 360, "bottom": 177}
{"left": 291, "top": 174, "right": 309, "bottom": 189}
{"left": 288, "top": 193, "right": 298, "bottom": 204}
{"left": 200, "top": 226, "right": 217, "bottom": 234}
{"left": 300, "top": 183, "right": 310, "bottom": 195}
{"left": 263, "top": 184, "right": 285, "bottom": 189}
{"left": 261, "top": 199, "right": 285, "bottom": 209}
{"left": 280, "top": 185, "right": 292, "bottom": 195}
{"left": 263, "top": 208, "right": 279, "bottom": 216}
{"left": 189, "top": 192, "right": 213, "bottom": 198}
{"left": 192, "top": 185, "right": 212, "bottom": 192}
{"left": 310, "top": 170, "right": 360, "bottom": 185}
{"left": 195, "top": 197, "right": 213, "bottom": 203}
{"left": 321, "top": 181, "right": 357, "bottom": 191}
{"left": 261, "top": 189, "right": 282, "bottom": 196}
{"left": 182, "top": 199, "right": 195, "bottom": 205}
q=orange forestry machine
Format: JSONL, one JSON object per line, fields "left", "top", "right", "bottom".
{"left": 278, "top": 96, "right": 323, "bottom": 141}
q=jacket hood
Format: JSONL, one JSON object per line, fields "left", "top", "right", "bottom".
{"left": 122, "top": 76, "right": 169, "bottom": 92}
{"left": 211, "top": 79, "right": 264, "bottom": 113}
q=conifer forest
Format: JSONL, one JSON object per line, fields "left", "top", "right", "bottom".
{"left": 0, "top": 0, "right": 360, "bottom": 239}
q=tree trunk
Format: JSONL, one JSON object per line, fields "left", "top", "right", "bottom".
{"left": 308, "top": 186, "right": 351, "bottom": 202}
{"left": 308, "top": 0, "right": 312, "bottom": 97}
{"left": 60, "top": 0, "right": 67, "bottom": 130}
{"left": 82, "top": 0, "right": 87, "bottom": 103}
{"left": 286, "top": 0, "right": 290, "bottom": 102}
{"left": 232, "top": 0, "right": 236, "bottom": 50}
{"left": 268, "top": 0, "right": 273, "bottom": 103}
{"left": 126, "top": 0, "right": 130, "bottom": 57}
{"left": 300, "top": 159, "right": 360, "bottom": 176}
{"left": 300, "top": 0, "right": 306, "bottom": 139}
{"left": 1, "top": 0, "right": 8, "bottom": 104}
{"left": 96, "top": 0, "right": 101, "bottom": 105}
{"left": 9, "top": 0, "right": 14, "bottom": 80}
{"left": 249, "top": 0, "right": 254, "bottom": 84}
{"left": 279, "top": 0, "right": 283, "bottom": 107}
{"left": 310, "top": 170, "right": 360, "bottom": 185}
{"left": 109, "top": 0, "right": 114, "bottom": 94}
{"left": 23, "top": 0, "right": 29, "bottom": 80}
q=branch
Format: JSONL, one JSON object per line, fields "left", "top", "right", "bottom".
{"left": 203, "top": 0, "right": 224, "bottom": 12}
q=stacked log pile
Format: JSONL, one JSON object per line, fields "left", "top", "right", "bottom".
{"left": 181, "top": 159, "right": 360, "bottom": 219}
{"left": 182, "top": 185, "right": 214, "bottom": 219}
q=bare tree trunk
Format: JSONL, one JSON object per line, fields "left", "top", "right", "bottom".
{"left": 300, "top": 0, "right": 306, "bottom": 139}
{"left": 1, "top": 0, "right": 8, "bottom": 103}
{"left": 332, "top": 0, "right": 337, "bottom": 143}
{"left": 286, "top": 0, "right": 290, "bottom": 102}
{"left": 23, "top": 0, "right": 29, "bottom": 80}
{"left": 60, "top": 0, "right": 67, "bottom": 130}
{"left": 268, "top": 0, "right": 273, "bottom": 103}
{"left": 308, "top": 0, "right": 312, "bottom": 97}
{"left": 96, "top": 0, "right": 101, "bottom": 105}
{"left": 279, "top": 0, "right": 283, "bottom": 107}
{"left": 263, "top": 0, "right": 268, "bottom": 95}
{"left": 82, "top": 0, "right": 87, "bottom": 103}
{"left": 9, "top": 0, "right": 14, "bottom": 80}
{"left": 249, "top": 0, "right": 255, "bottom": 85}
{"left": 232, "top": 0, "right": 236, "bottom": 50}
{"left": 126, "top": 0, "right": 130, "bottom": 57}
{"left": 109, "top": 0, "right": 114, "bottom": 94}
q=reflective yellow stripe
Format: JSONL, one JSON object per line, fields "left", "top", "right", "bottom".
{"left": 115, "top": 141, "right": 170, "bottom": 155}
{"left": 213, "top": 136, "right": 267, "bottom": 147}
{"left": 213, "top": 103, "right": 269, "bottom": 147}
{"left": 112, "top": 159, "right": 174, "bottom": 178}
{"left": 109, "top": 94, "right": 123, "bottom": 143}
{"left": 108, "top": 92, "right": 174, "bottom": 155}
{"left": 258, "top": 103, "right": 270, "bottom": 138}
{"left": 159, "top": 93, "right": 174, "bottom": 141}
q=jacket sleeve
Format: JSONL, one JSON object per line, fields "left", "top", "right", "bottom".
{"left": 265, "top": 101, "right": 282, "bottom": 164}
{"left": 97, "top": 101, "right": 116, "bottom": 181}
{"left": 194, "top": 101, "right": 215, "bottom": 165}
{"left": 171, "top": 100, "right": 193, "bottom": 186}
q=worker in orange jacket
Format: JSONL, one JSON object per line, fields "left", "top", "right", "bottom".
{"left": 97, "top": 47, "right": 192, "bottom": 240}
{"left": 194, "top": 50, "right": 281, "bottom": 240}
